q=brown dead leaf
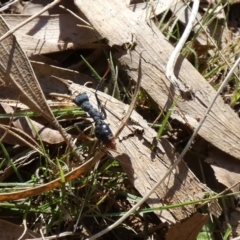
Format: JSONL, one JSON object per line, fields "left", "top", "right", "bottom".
{"left": 166, "top": 212, "right": 209, "bottom": 240}
{"left": 76, "top": 0, "right": 240, "bottom": 162}
{"left": 0, "top": 123, "right": 43, "bottom": 154}
{"left": 22, "top": 0, "right": 51, "bottom": 15}
{"left": 0, "top": 82, "right": 210, "bottom": 224}
{"left": 0, "top": 219, "right": 40, "bottom": 240}
{"left": 0, "top": 123, "right": 37, "bottom": 146}
{"left": 15, "top": 33, "right": 82, "bottom": 57}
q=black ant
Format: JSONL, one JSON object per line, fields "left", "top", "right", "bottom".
{"left": 73, "top": 91, "right": 116, "bottom": 150}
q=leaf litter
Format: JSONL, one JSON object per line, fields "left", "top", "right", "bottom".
{"left": 0, "top": 0, "right": 240, "bottom": 239}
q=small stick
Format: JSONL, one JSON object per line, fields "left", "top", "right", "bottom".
{"left": 76, "top": 24, "right": 94, "bottom": 30}
{"left": 114, "top": 54, "right": 142, "bottom": 138}
{"left": 0, "top": 0, "right": 62, "bottom": 43}
{"left": 166, "top": 0, "right": 200, "bottom": 91}
{"left": 0, "top": 0, "right": 18, "bottom": 12}
{"left": 59, "top": 4, "right": 91, "bottom": 26}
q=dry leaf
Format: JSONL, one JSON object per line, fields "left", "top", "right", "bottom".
{"left": 0, "top": 153, "right": 93, "bottom": 201}
{"left": 22, "top": 0, "right": 77, "bottom": 15}
{"left": 166, "top": 212, "right": 209, "bottom": 240}
{"left": 74, "top": 0, "right": 240, "bottom": 163}
{"left": 0, "top": 219, "right": 40, "bottom": 240}
{"left": 15, "top": 33, "right": 81, "bottom": 56}
{"left": 0, "top": 83, "right": 211, "bottom": 224}
{"left": 1, "top": 13, "right": 103, "bottom": 70}
{"left": 0, "top": 15, "right": 54, "bottom": 121}
{"left": 22, "top": 0, "right": 51, "bottom": 15}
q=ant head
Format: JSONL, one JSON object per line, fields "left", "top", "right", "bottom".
{"left": 95, "top": 122, "right": 116, "bottom": 150}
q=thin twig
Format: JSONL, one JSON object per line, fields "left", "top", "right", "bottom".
{"left": 0, "top": 0, "right": 18, "bottom": 12}
{"left": 0, "top": 0, "right": 62, "bottom": 43}
{"left": 114, "top": 55, "right": 142, "bottom": 138}
{"left": 59, "top": 4, "right": 91, "bottom": 26}
{"left": 26, "top": 232, "right": 76, "bottom": 240}
{"left": 166, "top": 0, "right": 200, "bottom": 91}
{"left": 76, "top": 24, "right": 94, "bottom": 30}
{"left": 18, "top": 218, "right": 27, "bottom": 240}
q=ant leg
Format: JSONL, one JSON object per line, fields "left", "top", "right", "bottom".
{"left": 94, "top": 90, "right": 107, "bottom": 120}
{"left": 94, "top": 79, "right": 108, "bottom": 120}
{"left": 94, "top": 60, "right": 112, "bottom": 119}
{"left": 73, "top": 120, "right": 94, "bottom": 140}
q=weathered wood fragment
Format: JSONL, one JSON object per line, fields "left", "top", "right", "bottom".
{"left": 75, "top": 0, "right": 240, "bottom": 161}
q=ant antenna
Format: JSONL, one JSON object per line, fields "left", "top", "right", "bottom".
{"left": 94, "top": 61, "right": 111, "bottom": 120}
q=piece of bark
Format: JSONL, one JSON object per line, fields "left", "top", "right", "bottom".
{"left": 15, "top": 34, "right": 105, "bottom": 57}
{"left": 2, "top": 14, "right": 100, "bottom": 45}
{"left": 74, "top": 0, "right": 240, "bottom": 161}
{"left": 14, "top": 34, "right": 82, "bottom": 56}
{"left": 68, "top": 83, "right": 210, "bottom": 223}
{"left": 31, "top": 61, "right": 97, "bottom": 95}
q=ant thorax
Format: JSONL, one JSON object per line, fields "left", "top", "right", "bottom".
{"left": 73, "top": 92, "right": 115, "bottom": 149}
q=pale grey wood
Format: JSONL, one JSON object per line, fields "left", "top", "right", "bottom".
{"left": 75, "top": 0, "right": 240, "bottom": 161}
